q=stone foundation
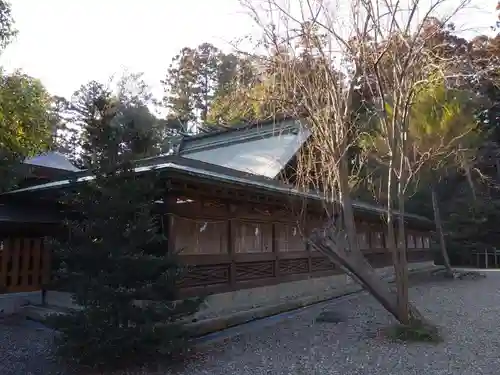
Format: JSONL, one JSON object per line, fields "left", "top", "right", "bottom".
{"left": 193, "top": 261, "right": 435, "bottom": 320}
{"left": 2, "top": 261, "right": 436, "bottom": 326}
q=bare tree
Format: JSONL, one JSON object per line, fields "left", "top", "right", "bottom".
{"left": 238, "top": 0, "right": 473, "bottom": 327}
{"left": 365, "top": 76, "right": 482, "bottom": 274}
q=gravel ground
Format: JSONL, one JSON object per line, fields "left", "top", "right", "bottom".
{"left": 167, "top": 270, "right": 500, "bottom": 375}
{"left": 0, "top": 315, "right": 64, "bottom": 375}
{"left": 2, "top": 271, "right": 500, "bottom": 375}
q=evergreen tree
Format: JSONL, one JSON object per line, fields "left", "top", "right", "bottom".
{"left": 162, "top": 43, "right": 240, "bottom": 129}
{"left": 58, "top": 73, "right": 172, "bottom": 168}
{"left": 440, "top": 175, "right": 500, "bottom": 265}
{"left": 49, "top": 93, "right": 202, "bottom": 368}
{"left": 162, "top": 47, "right": 198, "bottom": 128}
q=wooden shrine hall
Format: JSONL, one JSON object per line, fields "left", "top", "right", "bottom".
{"left": 0, "top": 120, "right": 435, "bottom": 316}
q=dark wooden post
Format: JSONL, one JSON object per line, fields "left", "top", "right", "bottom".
{"left": 228, "top": 222, "right": 236, "bottom": 287}
{"left": 0, "top": 238, "right": 8, "bottom": 294}
{"left": 41, "top": 236, "right": 51, "bottom": 305}
{"left": 304, "top": 216, "right": 312, "bottom": 274}
{"left": 163, "top": 181, "right": 176, "bottom": 255}
{"left": 228, "top": 203, "right": 236, "bottom": 287}
{"left": 272, "top": 222, "right": 279, "bottom": 279}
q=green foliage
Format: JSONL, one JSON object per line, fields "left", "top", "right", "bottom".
{"left": 0, "top": 0, "right": 16, "bottom": 49}
{"left": 207, "top": 80, "right": 275, "bottom": 125}
{"left": 49, "top": 94, "right": 202, "bottom": 369}
{"left": 0, "top": 71, "right": 53, "bottom": 156}
{"left": 58, "top": 74, "right": 172, "bottom": 168}
{"left": 162, "top": 43, "right": 240, "bottom": 128}
{"left": 0, "top": 3, "right": 54, "bottom": 193}
{"left": 445, "top": 179, "right": 500, "bottom": 256}
{"left": 358, "top": 76, "right": 483, "bottom": 209}
{"left": 385, "top": 322, "right": 442, "bottom": 343}
{"left": 49, "top": 167, "right": 202, "bottom": 367}
{"left": 47, "top": 307, "right": 187, "bottom": 367}
{"left": 410, "top": 78, "right": 482, "bottom": 169}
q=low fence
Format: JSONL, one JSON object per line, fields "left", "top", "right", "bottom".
{"left": 0, "top": 237, "right": 50, "bottom": 293}
{"left": 179, "top": 248, "right": 433, "bottom": 297}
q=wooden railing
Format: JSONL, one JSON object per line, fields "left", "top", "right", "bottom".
{"left": 178, "top": 248, "right": 432, "bottom": 297}
{"left": 0, "top": 237, "right": 50, "bottom": 293}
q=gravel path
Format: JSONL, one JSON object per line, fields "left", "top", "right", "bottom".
{"left": 2, "top": 271, "right": 500, "bottom": 375}
{"left": 167, "top": 270, "right": 500, "bottom": 375}
{"left": 0, "top": 315, "right": 64, "bottom": 375}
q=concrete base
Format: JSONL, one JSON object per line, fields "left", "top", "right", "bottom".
{"left": 193, "top": 261, "right": 435, "bottom": 320}
{"left": 7, "top": 261, "right": 439, "bottom": 338}
{"left": 37, "top": 261, "right": 432, "bottom": 315}
{"left": 186, "top": 261, "right": 439, "bottom": 337}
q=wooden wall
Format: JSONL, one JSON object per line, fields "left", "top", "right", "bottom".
{"left": 0, "top": 237, "right": 50, "bottom": 293}
{"left": 0, "top": 192, "right": 432, "bottom": 297}
{"left": 167, "top": 196, "right": 433, "bottom": 297}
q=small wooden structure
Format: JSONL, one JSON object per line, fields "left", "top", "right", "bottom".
{"left": 0, "top": 152, "right": 76, "bottom": 296}
{"left": 0, "top": 205, "right": 59, "bottom": 294}
{"left": 0, "top": 237, "right": 50, "bottom": 293}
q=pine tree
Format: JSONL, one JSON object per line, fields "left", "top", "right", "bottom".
{"left": 49, "top": 93, "right": 202, "bottom": 368}
{"left": 162, "top": 43, "right": 240, "bottom": 129}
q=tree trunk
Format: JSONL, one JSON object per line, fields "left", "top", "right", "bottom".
{"left": 463, "top": 160, "right": 476, "bottom": 202}
{"left": 431, "top": 184, "right": 452, "bottom": 272}
{"left": 385, "top": 148, "right": 408, "bottom": 324}
{"left": 337, "top": 158, "right": 361, "bottom": 255}
{"left": 309, "top": 156, "right": 425, "bottom": 326}
{"left": 396, "top": 169, "right": 410, "bottom": 324}
{"left": 308, "top": 219, "right": 425, "bottom": 325}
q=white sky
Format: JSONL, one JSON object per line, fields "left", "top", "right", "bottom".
{"left": 0, "top": 0, "right": 254, "bottom": 101}
{"left": 0, "top": 0, "right": 494, "bottom": 102}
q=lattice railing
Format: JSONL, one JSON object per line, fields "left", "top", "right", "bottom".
{"left": 235, "top": 261, "right": 274, "bottom": 281}
{"left": 178, "top": 264, "right": 231, "bottom": 288}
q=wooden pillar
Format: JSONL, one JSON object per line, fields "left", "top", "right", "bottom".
{"left": 41, "top": 238, "right": 52, "bottom": 288}
{"left": 21, "top": 238, "right": 31, "bottom": 290}
{"left": 272, "top": 223, "right": 279, "bottom": 279}
{"left": 228, "top": 217, "right": 236, "bottom": 287}
{"left": 11, "top": 238, "right": 21, "bottom": 291}
{"left": 228, "top": 203, "right": 236, "bottom": 287}
{"left": 163, "top": 185, "right": 177, "bottom": 255}
{"left": 0, "top": 239, "right": 8, "bottom": 293}
{"left": 306, "top": 221, "right": 312, "bottom": 274}
{"left": 32, "top": 238, "right": 42, "bottom": 291}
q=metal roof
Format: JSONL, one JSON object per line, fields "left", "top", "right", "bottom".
{"left": 177, "top": 116, "right": 298, "bottom": 151}
{"left": 178, "top": 119, "right": 309, "bottom": 178}
{"left": 24, "top": 151, "right": 82, "bottom": 172}
{"left": 179, "top": 119, "right": 302, "bottom": 153}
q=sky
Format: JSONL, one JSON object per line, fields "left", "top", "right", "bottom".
{"left": 0, "top": 0, "right": 495, "bottom": 103}
{"left": 0, "top": 0, "right": 254, "bottom": 101}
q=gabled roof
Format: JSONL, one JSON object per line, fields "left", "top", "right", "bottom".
{"left": 23, "top": 151, "right": 82, "bottom": 176}
{"left": 178, "top": 119, "right": 310, "bottom": 178}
